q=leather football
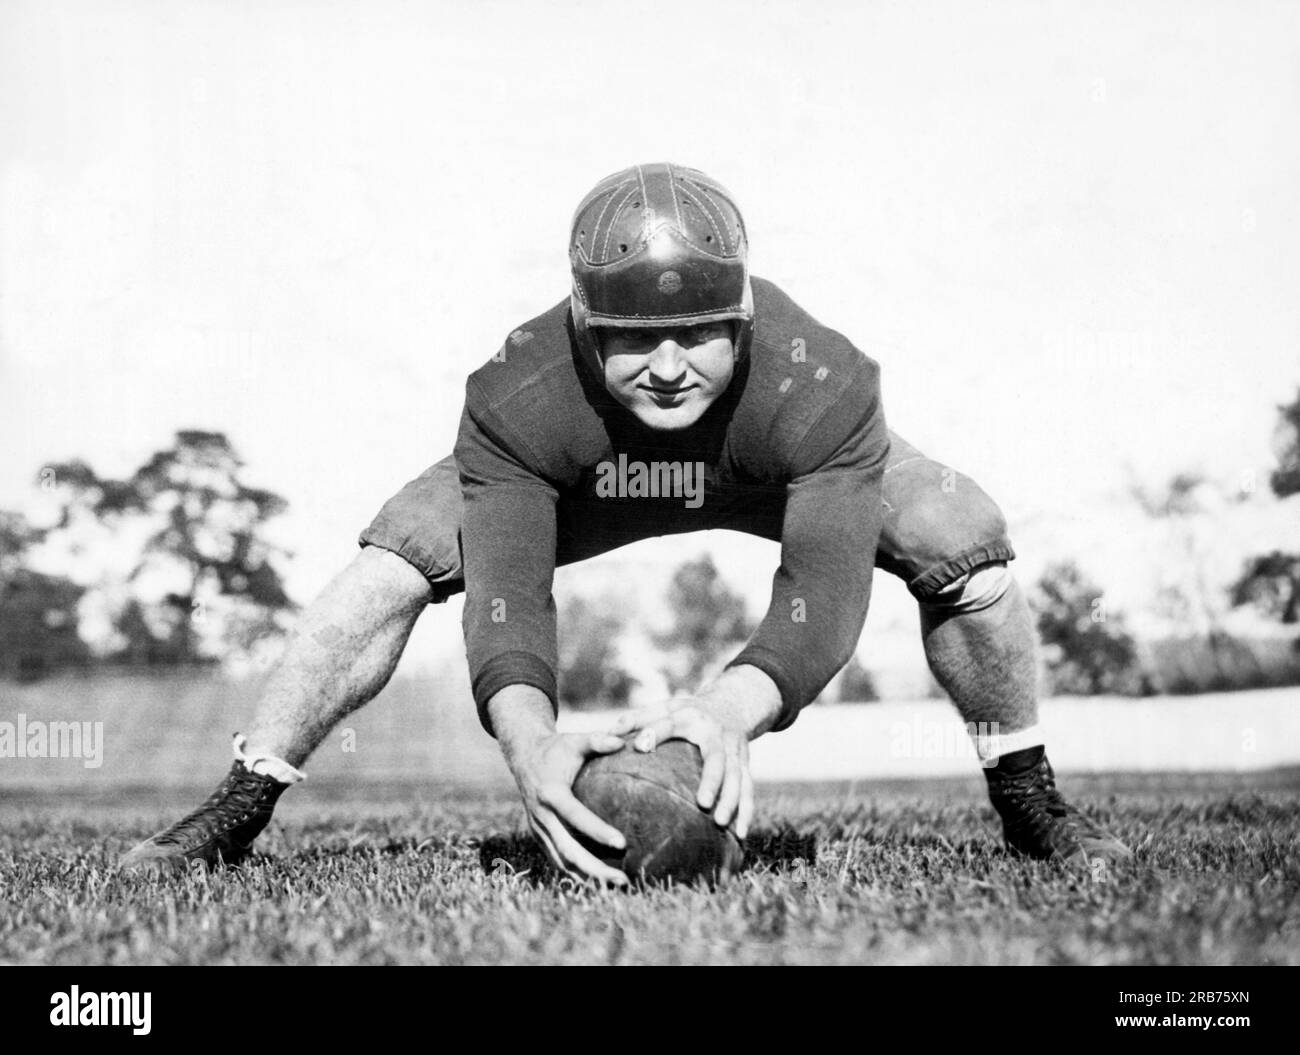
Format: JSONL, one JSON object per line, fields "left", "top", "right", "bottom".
{"left": 573, "top": 738, "right": 744, "bottom": 884}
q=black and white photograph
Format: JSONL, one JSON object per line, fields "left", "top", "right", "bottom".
{"left": 1, "top": 0, "right": 1297, "bottom": 996}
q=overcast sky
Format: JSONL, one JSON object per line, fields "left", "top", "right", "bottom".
{"left": 2, "top": 0, "right": 1297, "bottom": 608}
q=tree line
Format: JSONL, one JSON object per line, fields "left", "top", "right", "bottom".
{"left": 3, "top": 388, "right": 1298, "bottom": 699}
{"left": 0, "top": 431, "right": 294, "bottom": 681}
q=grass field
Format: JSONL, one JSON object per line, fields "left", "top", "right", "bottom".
{"left": 3, "top": 769, "right": 1298, "bottom": 965}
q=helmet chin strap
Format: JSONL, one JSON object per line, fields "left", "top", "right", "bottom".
{"left": 570, "top": 290, "right": 606, "bottom": 382}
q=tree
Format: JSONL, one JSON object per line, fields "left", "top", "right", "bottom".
{"left": 1269, "top": 386, "right": 1300, "bottom": 498}
{"left": 557, "top": 594, "right": 637, "bottom": 710}
{"left": 1128, "top": 469, "right": 1210, "bottom": 519}
{"left": 1231, "top": 388, "right": 1300, "bottom": 631}
{"left": 0, "top": 511, "right": 91, "bottom": 681}
{"left": 1128, "top": 469, "right": 1230, "bottom": 636}
{"left": 42, "top": 430, "right": 295, "bottom": 664}
{"left": 0, "top": 509, "right": 39, "bottom": 577}
{"left": 836, "top": 654, "right": 879, "bottom": 703}
{"left": 1030, "top": 560, "right": 1143, "bottom": 695}
{"left": 655, "top": 555, "right": 754, "bottom": 695}
{"left": 1231, "top": 552, "right": 1300, "bottom": 626}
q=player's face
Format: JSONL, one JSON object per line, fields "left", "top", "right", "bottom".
{"left": 598, "top": 322, "right": 736, "bottom": 430}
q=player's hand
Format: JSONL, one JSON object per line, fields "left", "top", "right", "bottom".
{"left": 611, "top": 697, "right": 756, "bottom": 839}
{"left": 507, "top": 730, "right": 631, "bottom": 886}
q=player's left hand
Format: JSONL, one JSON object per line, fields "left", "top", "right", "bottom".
{"left": 611, "top": 697, "right": 755, "bottom": 839}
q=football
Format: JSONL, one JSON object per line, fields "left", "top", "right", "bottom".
{"left": 573, "top": 738, "right": 745, "bottom": 885}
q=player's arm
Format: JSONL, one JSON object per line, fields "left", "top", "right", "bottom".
{"left": 727, "top": 355, "right": 890, "bottom": 727}
{"left": 455, "top": 380, "right": 629, "bottom": 885}
{"left": 616, "top": 357, "right": 891, "bottom": 836}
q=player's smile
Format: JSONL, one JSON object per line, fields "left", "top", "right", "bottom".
{"left": 599, "top": 323, "right": 735, "bottom": 430}
{"left": 642, "top": 383, "right": 696, "bottom": 402}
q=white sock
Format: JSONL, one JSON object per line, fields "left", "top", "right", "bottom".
{"left": 232, "top": 733, "right": 306, "bottom": 785}
{"left": 969, "top": 723, "right": 1044, "bottom": 768}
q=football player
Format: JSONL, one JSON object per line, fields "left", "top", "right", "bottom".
{"left": 121, "top": 163, "right": 1131, "bottom": 883}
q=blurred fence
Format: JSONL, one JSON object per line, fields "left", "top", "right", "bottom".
{"left": 0, "top": 666, "right": 511, "bottom": 796}
{"left": 6, "top": 670, "right": 1295, "bottom": 796}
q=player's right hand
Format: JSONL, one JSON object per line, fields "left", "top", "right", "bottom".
{"left": 612, "top": 697, "right": 756, "bottom": 839}
{"left": 507, "top": 731, "right": 631, "bottom": 886}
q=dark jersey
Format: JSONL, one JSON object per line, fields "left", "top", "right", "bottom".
{"left": 453, "top": 276, "right": 890, "bottom": 734}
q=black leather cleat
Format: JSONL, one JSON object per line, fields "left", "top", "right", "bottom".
{"left": 119, "top": 760, "right": 290, "bottom": 873}
{"left": 984, "top": 746, "right": 1133, "bottom": 866}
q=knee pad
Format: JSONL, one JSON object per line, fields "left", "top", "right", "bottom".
{"left": 921, "top": 561, "right": 1013, "bottom": 615}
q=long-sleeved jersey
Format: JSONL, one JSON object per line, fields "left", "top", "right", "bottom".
{"left": 454, "top": 276, "right": 890, "bottom": 735}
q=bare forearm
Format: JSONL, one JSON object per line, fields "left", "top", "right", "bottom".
{"left": 487, "top": 685, "right": 558, "bottom": 771}
{"left": 697, "top": 664, "right": 783, "bottom": 740}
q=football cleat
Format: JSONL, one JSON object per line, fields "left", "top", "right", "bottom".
{"left": 118, "top": 760, "right": 290, "bottom": 873}
{"left": 984, "top": 747, "right": 1133, "bottom": 866}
